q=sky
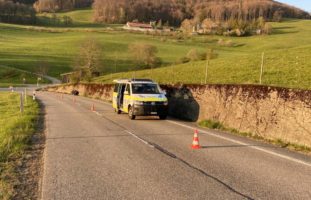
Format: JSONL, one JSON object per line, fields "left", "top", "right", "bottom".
{"left": 276, "top": 0, "right": 311, "bottom": 12}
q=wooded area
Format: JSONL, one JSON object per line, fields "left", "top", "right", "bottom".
{"left": 33, "top": 0, "right": 93, "bottom": 12}
{"left": 93, "top": 0, "right": 310, "bottom": 25}
{"left": 0, "top": 0, "right": 36, "bottom": 24}
{"left": 0, "top": 0, "right": 309, "bottom": 26}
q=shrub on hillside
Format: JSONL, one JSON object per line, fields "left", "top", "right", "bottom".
{"left": 128, "top": 43, "right": 162, "bottom": 69}
{"left": 218, "top": 39, "right": 234, "bottom": 47}
{"left": 186, "top": 49, "right": 200, "bottom": 61}
{"left": 177, "top": 56, "right": 190, "bottom": 64}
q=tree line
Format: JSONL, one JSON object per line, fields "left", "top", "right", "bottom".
{"left": 33, "top": 0, "right": 93, "bottom": 12}
{"left": 92, "top": 0, "right": 310, "bottom": 25}
{"left": 1, "top": 0, "right": 310, "bottom": 26}
{"left": 0, "top": 0, "right": 36, "bottom": 24}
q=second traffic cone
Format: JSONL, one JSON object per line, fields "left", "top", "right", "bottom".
{"left": 91, "top": 104, "right": 95, "bottom": 111}
{"left": 191, "top": 130, "right": 201, "bottom": 149}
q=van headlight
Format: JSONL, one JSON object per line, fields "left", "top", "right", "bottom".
{"left": 134, "top": 101, "right": 144, "bottom": 105}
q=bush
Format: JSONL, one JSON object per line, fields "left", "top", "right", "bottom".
{"left": 186, "top": 49, "right": 200, "bottom": 61}
{"left": 199, "top": 120, "right": 224, "bottom": 130}
{"left": 178, "top": 56, "right": 190, "bottom": 64}
{"left": 218, "top": 39, "right": 234, "bottom": 47}
{"left": 263, "top": 23, "right": 272, "bottom": 35}
{"left": 129, "top": 43, "right": 161, "bottom": 69}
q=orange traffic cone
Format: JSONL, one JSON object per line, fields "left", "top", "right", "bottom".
{"left": 91, "top": 104, "right": 95, "bottom": 111}
{"left": 191, "top": 130, "right": 201, "bottom": 149}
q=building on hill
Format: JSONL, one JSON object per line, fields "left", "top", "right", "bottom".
{"left": 123, "top": 22, "right": 154, "bottom": 32}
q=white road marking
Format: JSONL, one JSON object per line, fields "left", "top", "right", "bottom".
{"left": 124, "top": 130, "right": 155, "bottom": 148}
{"left": 167, "top": 120, "right": 311, "bottom": 167}
{"left": 80, "top": 95, "right": 311, "bottom": 167}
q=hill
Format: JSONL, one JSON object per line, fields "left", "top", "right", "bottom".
{"left": 0, "top": 7, "right": 310, "bottom": 89}
{"left": 94, "top": 19, "right": 311, "bottom": 90}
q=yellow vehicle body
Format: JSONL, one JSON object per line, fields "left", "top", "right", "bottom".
{"left": 112, "top": 79, "right": 168, "bottom": 120}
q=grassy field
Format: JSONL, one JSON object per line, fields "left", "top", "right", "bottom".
{"left": 0, "top": 66, "right": 49, "bottom": 86}
{"left": 37, "top": 8, "right": 105, "bottom": 27}
{"left": 0, "top": 92, "right": 39, "bottom": 199}
{"left": 94, "top": 20, "right": 311, "bottom": 89}
{"left": 0, "top": 8, "right": 310, "bottom": 89}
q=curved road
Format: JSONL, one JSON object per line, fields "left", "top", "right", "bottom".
{"left": 38, "top": 91, "right": 311, "bottom": 200}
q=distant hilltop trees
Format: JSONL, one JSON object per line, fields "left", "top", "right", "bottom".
{"left": 33, "top": 0, "right": 93, "bottom": 12}
{"left": 0, "top": 0, "right": 310, "bottom": 26}
{"left": 0, "top": 0, "right": 36, "bottom": 24}
{"left": 92, "top": 0, "right": 310, "bottom": 25}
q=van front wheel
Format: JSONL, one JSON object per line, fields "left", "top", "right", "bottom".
{"left": 115, "top": 108, "right": 121, "bottom": 114}
{"left": 128, "top": 106, "right": 136, "bottom": 120}
{"left": 159, "top": 115, "right": 167, "bottom": 120}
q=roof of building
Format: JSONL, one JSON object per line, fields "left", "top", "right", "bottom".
{"left": 113, "top": 79, "right": 154, "bottom": 84}
{"left": 127, "top": 22, "right": 153, "bottom": 29}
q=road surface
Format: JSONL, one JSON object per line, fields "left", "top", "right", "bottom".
{"left": 37, "top": 92, "right": 311, "bottom": 200}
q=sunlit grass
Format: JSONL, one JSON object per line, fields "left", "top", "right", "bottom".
{"left": 0, "top": 92, "right": 39, "bottom": 161}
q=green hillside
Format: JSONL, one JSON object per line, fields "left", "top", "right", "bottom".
{"left": 94, "top": 19, "right": 311, "bottom": 89}
{"left": 37, "top": 8, "right": 100, "bottom": 27}
{"left": 0, "top": 8, "right": 310, "bottom": 89}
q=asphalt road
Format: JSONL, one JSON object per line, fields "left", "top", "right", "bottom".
{"left": 37, "top": 92, "right": 311, "bottom": 200}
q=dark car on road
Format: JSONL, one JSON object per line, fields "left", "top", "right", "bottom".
{"left": 71, "top": 90, "right": 79, "bottom": 96}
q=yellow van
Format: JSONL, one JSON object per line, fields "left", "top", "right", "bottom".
{"left": 112, "top": 79, "right": 168, "bottom": 120}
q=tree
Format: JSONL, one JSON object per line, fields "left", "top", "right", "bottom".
{"left": 128, "top": 43, "right": 161, "bottom": 69}
{"left": 180, "top": 19, "right": 194, "bottom": 34}
{"left": 63, "top": 15, "right": 73, "bottom": 26}
{"left": 37, "top": 61, "right": 50, "bottom": 76}
{"left": 74, "top": 37, "right": 103, "bottom": 80}
{"left": 186, "top": 49, "right": 200, "bottom": 61}
{"left": 273, "top": 10, "right": 283, "bottom": 22}
{"left": 263, "top": 23, "right": 272, "bottom": 34}
{"left": 204, "top": 48, "right": 218, "bottom": 84}
{"left": 156, "top": 19, "right": 162, "bottom": 29}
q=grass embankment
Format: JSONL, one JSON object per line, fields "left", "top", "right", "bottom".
{"left": 199, "top": 120, "right": 311, "bottom": 154}
{"left": 0, "top": 92, "right": 39, "bottom": 199}
{"left": 0, "top": 66, "right": 50, "bottom": 87}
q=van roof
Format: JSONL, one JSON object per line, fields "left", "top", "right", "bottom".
{"left": 113, "top": 79, "right": 155, "bottom": 84}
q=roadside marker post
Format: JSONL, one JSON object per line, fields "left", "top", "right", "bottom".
{"left": 33, "top": 91, "right": 36, "bottom": 100}
{"left": 24, "top": 88, "right": 27, "bottom": 104}
{"left": 91, "top": 104, "right": 95, "bottom": 111}
{"left": 20, "top": 92, "right": 24, "bottom": 114}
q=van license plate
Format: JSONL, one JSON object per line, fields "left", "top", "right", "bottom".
{"left": 151, "top": 112, "right": 157, "bottom": 115}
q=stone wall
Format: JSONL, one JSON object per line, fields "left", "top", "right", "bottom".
{"left": 45, "top": 83, "right": 311, "bottom": 147}
{"left": 162, "top": 84, "right": 311, "bottom": 147}
{"left": 45, "top": 83, "right": 114, "bottom": 102}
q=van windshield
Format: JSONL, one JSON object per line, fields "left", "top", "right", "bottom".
{"left": 132, "top": 83, "right": 160, "bottom": 94}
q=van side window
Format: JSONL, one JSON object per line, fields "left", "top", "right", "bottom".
{"left": 114, "top": 84, "right": 119, "bottom": 92}
{"left": 125, "top": 84, "right": 131, "bottom": 94}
